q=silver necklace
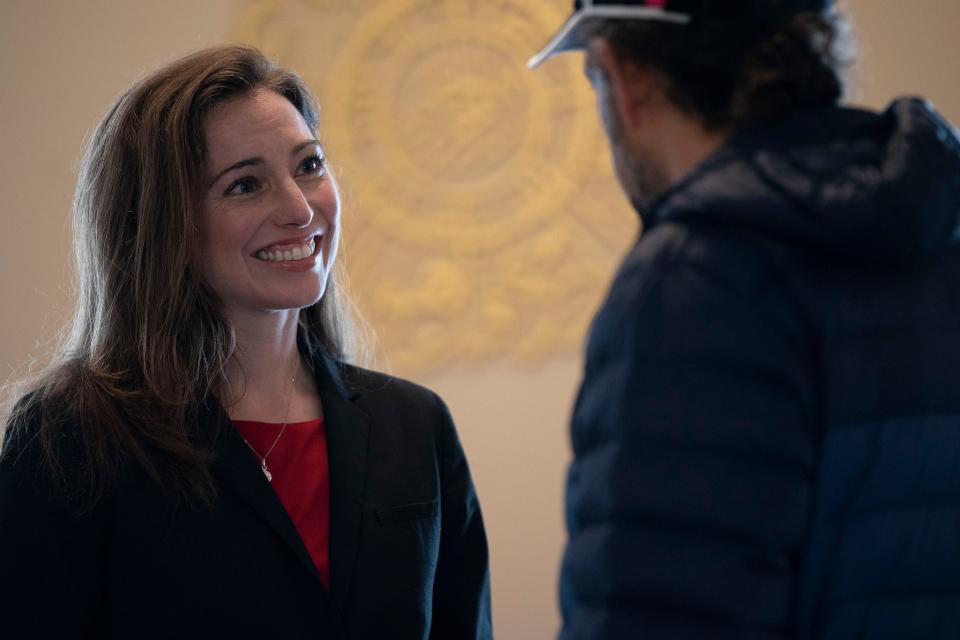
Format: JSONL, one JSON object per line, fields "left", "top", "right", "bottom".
{"left": 240, "top": 365, "right": 297, "bottom": 483}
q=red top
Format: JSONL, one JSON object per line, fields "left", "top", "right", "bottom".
{"left": 232, "top": 418, "right": 330, "bottom": 587}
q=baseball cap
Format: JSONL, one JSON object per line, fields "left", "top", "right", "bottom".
{"left": 527, "top": 0, "right": 834, "bottom": 69}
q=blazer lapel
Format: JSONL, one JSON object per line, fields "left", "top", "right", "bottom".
{"left": 204, "top": 399, "right": 323, "bottom": 583}
{"left": 311, "top": 351, "right": 370, "bottom": 612}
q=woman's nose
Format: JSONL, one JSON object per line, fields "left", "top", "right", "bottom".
{"left": 275, "top": 178, "right": 313, "bottom": 227}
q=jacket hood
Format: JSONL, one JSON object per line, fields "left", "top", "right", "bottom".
{"left": 655, "top": 98, "right": 960, "bottom": 266}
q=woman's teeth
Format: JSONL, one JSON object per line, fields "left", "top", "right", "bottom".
{"left": 256, "top": 238, "right": 316, "bottom": 262}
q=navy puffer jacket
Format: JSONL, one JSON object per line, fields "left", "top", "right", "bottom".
{"left": 560, "top": 99, "right": 960, "bottom": 639}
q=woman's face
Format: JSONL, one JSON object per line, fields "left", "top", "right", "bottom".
{"left": 200, "top": 88, "right": 339, "bottom": 319}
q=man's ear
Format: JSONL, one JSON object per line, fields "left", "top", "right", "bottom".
{"left": 586, "top": 38, "right": 656, "bottom": 132}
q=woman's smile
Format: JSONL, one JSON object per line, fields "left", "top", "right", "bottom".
{"left": 253, "top": 233, "right": 324, "bottom": 272}
{"left": 254, "top": 233, "right": 320, "bottom": 262}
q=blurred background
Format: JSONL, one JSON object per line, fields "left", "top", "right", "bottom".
{"left": 2, "top": 0, "right": 958, "bottom": 636}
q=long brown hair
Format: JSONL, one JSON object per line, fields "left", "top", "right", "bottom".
{"left": 2, "top": 45, "right": 360, "bottom": 506}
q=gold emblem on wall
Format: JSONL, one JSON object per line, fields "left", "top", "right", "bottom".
{"left": 234, "top": 0, "right": 636, "bottom": 374}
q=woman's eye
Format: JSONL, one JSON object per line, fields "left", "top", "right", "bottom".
{"left": 298, "top": 154, "right": 326, "bottom": 176}
{"left": 225, "top": 176, "right": 260, "bottom": 196}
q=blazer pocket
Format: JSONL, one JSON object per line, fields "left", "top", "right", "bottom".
{"left": 376, "top": 500, "right": 440, "bottom": 526}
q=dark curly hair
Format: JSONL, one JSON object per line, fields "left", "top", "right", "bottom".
{"left": 590, "top": 9, "right": 852, "bottom": 130}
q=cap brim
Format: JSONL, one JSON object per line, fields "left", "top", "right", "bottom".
{"left": 527, "top": 5, "right": 692, "bottom": 69}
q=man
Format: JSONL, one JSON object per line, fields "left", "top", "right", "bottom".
{"left": 530, "top": 1, "right": 960, "bottom": 638}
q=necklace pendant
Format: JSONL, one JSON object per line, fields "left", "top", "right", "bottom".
{"left": 261, "top": 460, "right": 273, "bottom": 482}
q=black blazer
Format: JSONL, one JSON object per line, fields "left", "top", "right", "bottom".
{"left": 0, "top": 351, "right": 492, "bottom": 639}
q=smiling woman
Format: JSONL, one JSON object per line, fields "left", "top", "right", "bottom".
{"left": 0, "top": 45, "right": 491, "bottom": 639}
{"left": 201, "top": 90, "right": 340, "bottom": 317}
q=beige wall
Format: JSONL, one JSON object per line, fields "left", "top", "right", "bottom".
{"left": 844, "top": 0, "right": 960, "bottom": 117}
{"left": 2, "top": 2, "right": 959, "bottom": 638}
{"left": 0, "top": 0, "right": 242, "bottom": 375}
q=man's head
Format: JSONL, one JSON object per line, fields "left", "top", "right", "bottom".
{"left": 531, "top": 1, "right": 850, "bottom": 212}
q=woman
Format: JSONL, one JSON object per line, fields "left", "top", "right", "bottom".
{"left": 0, "top": 45, "right": 491, "bottom": 639}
